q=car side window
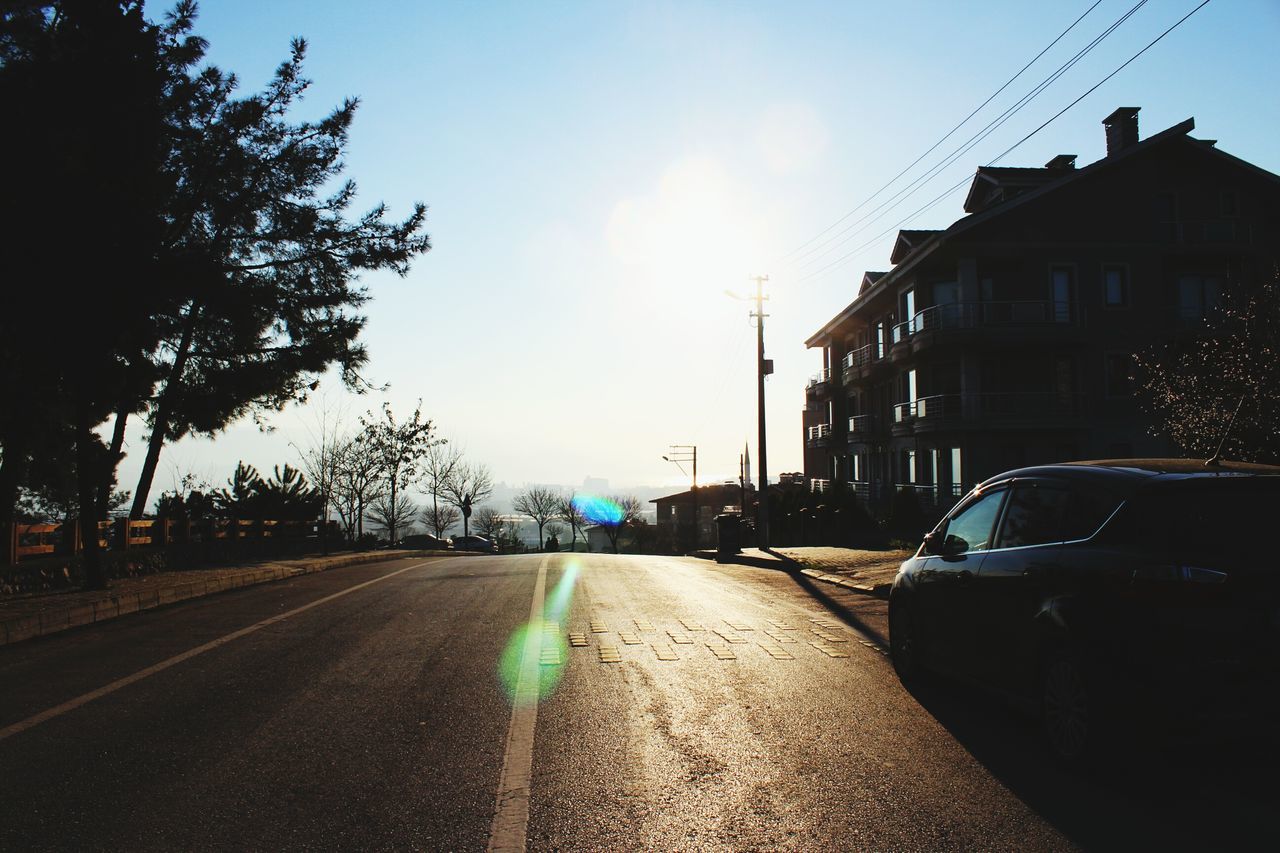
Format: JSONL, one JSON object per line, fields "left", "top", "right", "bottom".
{"left": 941, "top": 489, "right": 1006, "bottom": 555}
{"left": 995, "top": 485, "right": 1070, "bottom": 548}
{"left": 1060, "top": 489, "right": 1121, "bottom": 541}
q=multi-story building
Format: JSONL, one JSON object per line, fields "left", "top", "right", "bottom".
{"left": 802, "top": 107, "right": 1280, "bottom": 516}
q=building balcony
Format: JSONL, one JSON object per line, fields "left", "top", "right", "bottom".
{"left": 846, "top": 414, "right": 880, "bottom": 442}
{"left": 806, "top": 422, "right": 834, "bottom": 447}
{"left": 889, "top": 300, "right": 1086, "bottom": 359}
{"left": 892, "top": 392, "right": 1086, "bottom": 435}
{"left": 805, "top": 367, "right": 838, "bottom": 397}
{"left": 840, "top": 344, "right": 873, "bottom": 384}
{"left": 810, "top": 478, "right": 831, "bottom": 494}
{"left": 892, "top": 482, "right": 966, "bottom": 512}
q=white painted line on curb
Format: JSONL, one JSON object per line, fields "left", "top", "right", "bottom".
{"left": 0, "top": 560, "right": 431, "bottom": 743}
{"left": 488, "top": 555, "right": 550, "bottom": 853}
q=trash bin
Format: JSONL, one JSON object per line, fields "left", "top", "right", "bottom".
{"left": 715, "top": 512, "right": 742, "bottom": 561}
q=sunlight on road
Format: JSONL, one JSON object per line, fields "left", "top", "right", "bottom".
{"left": 498, "top": 561, "right": 580, "bottom": 706}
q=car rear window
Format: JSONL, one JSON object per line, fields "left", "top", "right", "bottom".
{"left": 1111, "top": 479, "right": 1278, "bottom": 562}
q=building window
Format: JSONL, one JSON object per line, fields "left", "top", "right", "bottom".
{"left": 1177, "top": 274, "right": 1224, "bottom": 320}
{"left": 875, "top": 321, "right": 886, "bottom": 359}
{"left": 1105, "top": 352, "right": 1134, "bottom": 397}
{"left": 1220, "top": 190, "right": 1238, "bottom": 216}
{"left": 951, "top": 447, "right": 962, "bottom": 489}
{"left": 1050, "top": 265, "right": 1075, "bottom": 322}
{"left": 902, "top": 289, "right": 915, "bottom": 333}
{"left": 1103, "top": 264, "right": 1129, "bottom": 308}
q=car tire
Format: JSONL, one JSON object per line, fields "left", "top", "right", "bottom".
{"left": 889, "top": 599, "right": 925, "bottom": 684}
{"left": 1040, "top": 652, "right": 1103, "bottom": 769}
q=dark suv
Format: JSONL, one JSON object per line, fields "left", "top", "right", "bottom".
{"left": 888, "top": 458, "right": 1280, "bottom": 764}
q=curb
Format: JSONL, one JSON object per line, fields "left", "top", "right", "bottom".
{"left": 691, "top": 551, "right": 893, "bottom": 600}
{"left": 0, "top": 549, "right": 430, "bottom": 648}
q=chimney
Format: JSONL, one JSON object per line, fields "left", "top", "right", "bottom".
{"left": 1044, "top": 154, "right": 1077, "bottom": 170}
{"left": 1103, "top": 107, "right": 1140, "bottom": 156}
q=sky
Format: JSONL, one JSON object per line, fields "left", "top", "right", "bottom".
{"left": 118, "top": 0, "right": 1280, "bottom": 507}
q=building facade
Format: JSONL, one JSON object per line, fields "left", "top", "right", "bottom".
{"left": 802, "top": 108, "right": 1280, "bottom": 517}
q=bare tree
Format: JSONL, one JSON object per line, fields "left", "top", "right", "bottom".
{"left": 421, "top": 502, "right": 461, "bottom": 539}
{"left": 419, "top": 440, "right": 462, "bottom": 540}
{"left": 294, "top": 400, "right": 349, "bottom": 554}
{"left": 365, "top": 492, "right": 418, "bottom": 542}
{"left": 513, "top": 486, "right": 560, "bottom": 551}
{"left": 332, "top": 435, "right": 386, "bottom": 541}
{"left": 595, "top": 495, "right": 643, "bottom": 554}
{"left": 473, "top": 505, "right": 502, "bottom": 540}
{"left": 557, "top": 492, "right": 588, "bottom": 552}
{"left": 442, "top": 461, "right": 494, "bottom": 538}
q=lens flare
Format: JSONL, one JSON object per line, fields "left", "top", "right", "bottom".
{"left": 574, "top": 494, "right": 622, "bottom": 525}
{"left": 497, "top": 561, "right": 580, "bottom": 706}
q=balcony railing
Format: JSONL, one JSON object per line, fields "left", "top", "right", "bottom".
{"left": 806, "top": 367, "right": 835, "bottom": 388}
{"left": 847, "top": 414, "right": 877, "bottom": 437}
{"left": 893, "top": 482, "right": 965, "bottom": 510}
{"left": 806, "top": 423, "right": 833, "bottom": 443}
{"left": 841, "top": 345, "right": 872, "bottom": 371}
{"left": 810, "top": 478, "right": 831, "bottom": 494}
{"left": 893, "top": 300, "right": 1083, "bottom": 346}
{"left": 894, "top": 392, "right": 1084, "bottom": 427}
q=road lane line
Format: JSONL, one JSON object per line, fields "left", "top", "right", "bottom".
{"left": 0, "top": 560, "right": 431, "bottom": 743}
{"left": 488, "top": 555, "right": 550, "bottom": 853}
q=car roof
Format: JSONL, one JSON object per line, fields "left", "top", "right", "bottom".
{"left": 975, "top": 458, "right": 1280, "bottom": 494}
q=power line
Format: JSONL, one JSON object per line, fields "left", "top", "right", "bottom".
{"left": 777, "top": 0, "right": 1106, "bottom": 266}
{"left": 793, "top": 0, "right": 1151, "bottom": 272}
{"left": 988, "top": 0, "right": 1214, "bottom": 165}
{"left": 797, "top": 0, "right": 1214, "bottom": 285}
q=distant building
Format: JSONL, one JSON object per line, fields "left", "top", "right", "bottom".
{"left": 777, "top": 472, "right": 805, "bottom": 486}
{"left": 582, "top": 476, "right": 609, "bottom": 495}
{"left": 652, "top": 482, "right": 749, "bottom": 550}
{"left": 803, "top": 107, "right": 1280, "bottom": 517}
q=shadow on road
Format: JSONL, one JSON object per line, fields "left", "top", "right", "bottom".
{"left": 773, "top": 562, "right": 889, "bottom": 649}
{"left": 903, "top": 675, "right": 1279, "bottom": 850}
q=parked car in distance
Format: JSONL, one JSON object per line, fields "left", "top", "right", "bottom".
{"left": 451, "top": 534, "right": 497, "bottom": 553}
{"left": 888, "top": 458, "right": 1280, "bottom": 766}
{"left": 400, "top": 533, "right": 450, "bottom": 550}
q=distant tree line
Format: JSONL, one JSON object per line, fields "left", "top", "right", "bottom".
{"left": 0, "top": 2, "right": 430, "bottom": 587}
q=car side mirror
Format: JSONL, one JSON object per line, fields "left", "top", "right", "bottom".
{"left": 922, "top": 530, "right": 945, "bottom": 555}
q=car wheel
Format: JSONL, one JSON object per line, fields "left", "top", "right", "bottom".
{"left": 1041, "top": 653, "right": 1095, "bottom": 767}
{"left": 889, "top": 599, "right": 923, "bottom": 683}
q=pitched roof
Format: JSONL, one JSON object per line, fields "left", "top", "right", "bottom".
{"left": 889, "top": 230, "right": 943, "bottom": 264}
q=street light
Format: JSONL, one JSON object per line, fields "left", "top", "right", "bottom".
{"left": 662, "top": 445, "right": 697, "bottom": 551}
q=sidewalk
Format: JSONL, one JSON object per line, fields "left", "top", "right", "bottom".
{"left": 693, "top": 545, "right": 913, "bottom": 599}
{"left": 0, "top": 549, "right": 428, "bottom": 647}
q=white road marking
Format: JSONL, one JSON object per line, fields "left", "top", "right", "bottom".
{"left": 0, "top": 560, "right": 431, "bottom": 743}
{"left": 488, "top": 555, "right": 550, "bottom": 853}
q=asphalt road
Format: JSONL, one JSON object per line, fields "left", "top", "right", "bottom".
{"left": 1, "top": 553, "right": 1275, "bottom": 851}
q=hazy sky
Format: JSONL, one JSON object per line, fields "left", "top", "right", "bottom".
{"left": 120, "top": 0, "right": 1280, "bottom": 504}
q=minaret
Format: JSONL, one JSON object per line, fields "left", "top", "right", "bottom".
{"left": 744, "top": 442, "right": 753, "bottom": 490}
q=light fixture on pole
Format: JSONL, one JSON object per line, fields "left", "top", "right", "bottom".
{"left": 662, "top": 445, "right": 697, "bottom": 551}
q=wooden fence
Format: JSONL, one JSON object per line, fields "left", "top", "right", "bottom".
{"left": 7, "top": 517, "right": 333, "bottom": 565}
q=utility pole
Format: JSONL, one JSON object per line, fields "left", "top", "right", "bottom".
{"left": 663, "top": 445, "right": 698, "bottom": 550}
{"left": 750, "top": 274, "right": 771, "bottom": 549}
